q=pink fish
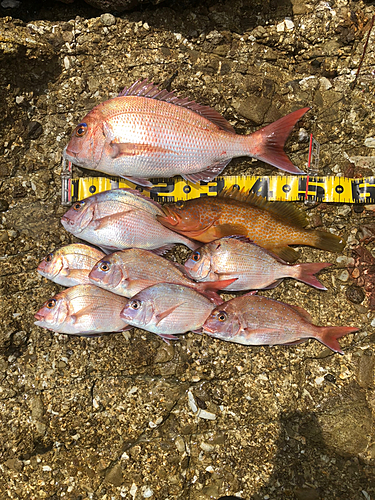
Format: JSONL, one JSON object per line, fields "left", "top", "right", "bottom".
{"left": 37, "top": 243, "right": 105, "bottom": 286}
{"left": 61, "top": 188, "right": 198, "bottom": 254}
{"left": 202, "top": 293, "right": 358, "bottom": 354}
{"left": 89, "top": 248, "right": 235, "bottom": 302}
{"left": 120, "top": 283, "right": 216, "bottom": 341}
{"left": 63, "top": 79, "right": 310, "bottom": 187}
{"left": 184, "top": 236, "right": 331, "bottom": 291}
{"left": 34, "top": 284, "right": 129, "bottom": 336}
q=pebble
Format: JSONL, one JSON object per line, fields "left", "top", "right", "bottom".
{"left": 100, "top": 13, "right": 116, "bottom": 26}
{"left": 0, "top": 199, "right": 9, "bottom": 212}
{"left": 337, "top": 205, "right": 351, "bottom": 217}
{"left": 337, "top": 270, "right": 349, "bottom": 282}
{"left": 346, "top": 285, "right": 365, "bottom": 304}
{"left": 319, "top": 76, "right": 332, "bottom": 90}
{"left": 142, "top": 486, "right": 153, "bottom": 498}
{"left": 364, "top": 137, "right": 375, "bottom": 148}
{"left": 336, "top": 255, "right": 355, "bottom": 267}
{"left": 1, "top": 0, "right": 21, "bottom": 7}
{"left": 105, "top": 464, "right": 123, "bottom": 486}
{"left": 27, "top": 121, "right": 43, "bottom": 140}
{"left": 285, "top": 18, "right": 294, "bottom": 30}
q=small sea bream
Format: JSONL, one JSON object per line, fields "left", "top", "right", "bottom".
{"left": 184, "top": 236, "right": 331, "bottom": 291}
{"left": 120, "top": 283, "right": 216, "bottom": 341}
{"left": 89, "top": 248, "right": 234, "bottom": 301}
{"left": 37, "top": 243, "right": 105, "bottom": 286}
{"left": 34, "top": 284, "right": 129, "bottom": 336}
{"left": 61, "top": 188, "right": 198, "bottom": 254}
{"left": 202, "top": 293, "right": 358, "bottom": 354}
{"left": 63, "top": 79, "right": 310, "bottom": 187}
{"left": 159, "top": 188, "right": 346, "bottom": 262}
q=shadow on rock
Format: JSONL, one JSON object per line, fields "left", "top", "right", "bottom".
{"left": 250, "top": 395, "right": 374, "bottom": 500}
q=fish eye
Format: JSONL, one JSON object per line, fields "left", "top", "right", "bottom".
{"left": 129, "top": 299, "right": 141, "bottom": 310}
{"left": 99, "top": 261, "right": 110, "bottom": 272}
{"left": 215, "top": 310, "right": 228, "bottom": 322}
{"left": 75, "top": 122, "right": 87, "bottom": 137}
{"left": 46, "top": 299, "right": 57, "bottom": 309}
{"left": 192, "top": 251, "right": 201, "bottom": 262}
{"left": 176, "top": 200, "right": 185, "bottom": 209}
{"left": 73, "top": 201, "right": 84, "bottom": 211}
{"left": 45, "top": 253, "right": 53, "bottom": 262}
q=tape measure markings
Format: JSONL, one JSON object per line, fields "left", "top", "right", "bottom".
{"left": 64, "top": 175, "right": 375, "bottom": 205}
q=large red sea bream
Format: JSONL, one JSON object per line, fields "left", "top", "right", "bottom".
{"left": 63, "top": 80, "right": 310, "bottom": 186}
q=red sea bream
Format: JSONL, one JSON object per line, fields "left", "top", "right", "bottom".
{"left": 202, "top": 293, "right": 358, "bottom": 354}
{"left": 63, "top": 80, "right": 310, "bottom": 186}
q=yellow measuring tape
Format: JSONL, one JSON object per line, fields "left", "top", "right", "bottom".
{"left": 67, "top": 175, "right": 375, "bottom": 204}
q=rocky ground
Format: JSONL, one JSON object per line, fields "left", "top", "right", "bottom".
{"left": 1, "top": 0, "right": 375, "bottom": 498}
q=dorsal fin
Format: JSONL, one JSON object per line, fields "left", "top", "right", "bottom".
{"left": 118, "top": 79, "right": 235, "bottom": 134}
{"left": 218, "top": 187, "right": 308, "bottom": 228}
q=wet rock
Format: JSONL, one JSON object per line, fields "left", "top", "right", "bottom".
{"left": 84, "top": 0, "right": 165, "bottom": 11}
{"left": 234, "top": 96, "right": 271, "bottom": 125}
{"left": 356, "top": 350, "right": 375, "bottom": 388}
{"left": 346, "top": 285, "right": 365, "bottom": 304}
{"left": 0, "top": 199, "right": 9, "bottom": 212}
{"left": 105, "top": 463, "right": 123, "bottom": 486}
{"left": 27, "top": 121, "right": 43, "bottom": 140}
{"left": 294, "top": 488, "right": 320, "bottom": 500}
{"left": 4, "top": 458, "right": 23, "bottom": 471}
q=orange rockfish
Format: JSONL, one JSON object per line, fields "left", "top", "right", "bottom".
{"left": 63, "top": 79, "right": 310, "bottom": 187}
{"left": 202, "top": 293, "right": 358, "bottom": 354}
{"left": 158, "top": 188, "right": 346, "bottom": 262}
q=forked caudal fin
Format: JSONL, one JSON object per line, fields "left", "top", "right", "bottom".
{"left": 293, "top": 262, "right": 332, "bottom": 290}
{"left": 247, "top": 107, "right": 310, "bottom": 174}
{"left": 318, "top": 326, "right": 358, "bottom": 354}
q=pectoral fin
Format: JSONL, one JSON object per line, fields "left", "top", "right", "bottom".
{"left": 92, "top": 210, "right": 134, "bottom": 231}
{"left": 109, "top": 142, "right": 174, "bottom": 158}
{"left": 70, "top": 304, "right": 100, "bottom": 323}
{"left": 155, "top": 302, "right": 186, "bottom": 326}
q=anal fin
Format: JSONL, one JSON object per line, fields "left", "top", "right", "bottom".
{"left": 183, "top": 160, "right": 231, "bottom": 184}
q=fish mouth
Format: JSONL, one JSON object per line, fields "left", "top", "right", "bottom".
{"left": 157, "top": 207, "right": 179, "bottom": 227}
{"left": 202, "top": 324, "right": 214, "bottom": 334}
{"left": 34, "top": 312, "right": 45, "bottom": 322}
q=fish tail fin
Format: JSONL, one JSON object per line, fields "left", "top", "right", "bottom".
{"left": 318, "top": 326, "right": 358, "bottom": 354}
{"left": 312, "top": 230, "right": 346, "bottom": 253}
{"left": 246, "top": 107, "right": 310, "bottom": 174}
{"left": 292, "top": 262, "right": 332, "bottom": 290}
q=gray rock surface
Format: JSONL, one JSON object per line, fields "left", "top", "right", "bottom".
{"left": 1, "top": 0, "right": 375, "bottom": 498}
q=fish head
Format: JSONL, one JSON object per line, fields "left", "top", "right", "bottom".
{"left": 184, "top": 246, "right": 212, "bottom": 280}
{"left": 202, "top": 303, "right": 241, "bottom": 340}
{"left": 34, "top": 293, "right": 69, "bottom": 330}
{"left": 63, "top": 108, "right": 105, "bottom": 170}
{"left": 158, "top": 200, "right": 203, "bottom": 235}
{"left": 61, "top": 199, "right": 95, "bottom": 235}
{"left": 120, "top": 296, "right": 154, "bottom": 327}
{"left": 89, "top": 254, "right": 126, "bottom": 291}
{"left": 37, "top": 250, "right": 64, "bottom": 280}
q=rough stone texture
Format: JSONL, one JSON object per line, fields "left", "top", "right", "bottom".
{"left": 0, "top": 0, "right": 375, "bottom": 499}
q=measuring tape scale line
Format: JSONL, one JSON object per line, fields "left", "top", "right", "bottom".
{"left": 66, "top": 175, "right": 375, "bottom": 205}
